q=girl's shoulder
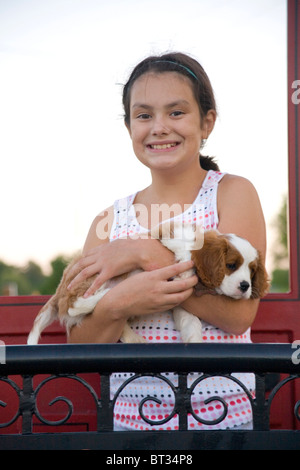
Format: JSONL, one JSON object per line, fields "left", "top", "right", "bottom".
{"left": 217, "top": 173, "right": 263, "bottom": 226}
{"left": 217, "top": 174, "right": 266, "bottom": 256}
{"left": 83, "top": 205, "right": 114, "bottom": 253}
{"left": 219, "top": 173, "right": 258, "bottom": 197}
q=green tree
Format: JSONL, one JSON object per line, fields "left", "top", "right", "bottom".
{"left": 40, "top": 255, "right": 71, "bottom": 295}
{"left": 0, "top": 254, "right": 74, "bottom": 296}
{"left": 0, "top": 261, "right": 32, "bottom": 295}
{"left": 21, "top": 261, "right": 46, "bottom": 294}
{"left": 271, "top": 195, "right": 289, "bottom": 292}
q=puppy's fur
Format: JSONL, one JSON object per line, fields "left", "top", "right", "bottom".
{"left": 27, "top": 227, "right": 269, "bottom": 345}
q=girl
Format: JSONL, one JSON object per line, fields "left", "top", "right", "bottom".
{"left": 68, "top": 52, "right": 266, "bottom": 431}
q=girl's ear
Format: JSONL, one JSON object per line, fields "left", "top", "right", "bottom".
{"left": 202, "top": 109, "right": 217, "bottom": 139}
{"left": 125, "top": 120, "right": 132, "bottom": 138}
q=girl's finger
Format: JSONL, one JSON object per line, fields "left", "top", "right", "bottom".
{"left": 83, "top": 275, "right": 107, "bottom": 298}
{"left": 158, "top": 260, "right": 195, "bottom": 279}
{"left": 67, "top": 264, "right": 98, "bottom": 290}
{"left": 66, "top": 255, "right": 93, "bottom": 281}
{"left": 160, "top": 287, "right": 195, "bottom": 311}
{"left": 165, "top": 274, "right": 198, "bottom": 293}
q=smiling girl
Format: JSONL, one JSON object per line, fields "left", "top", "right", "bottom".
{"left": 68, "top": 52, "right": 266, "bottom": 431}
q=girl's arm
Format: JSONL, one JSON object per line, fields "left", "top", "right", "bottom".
{"left": 181, "top": 175, "right": 267, "bottom": 335}
{"left": 68, "top": 206, "right": 196, "bottom": 343}
{"left": 67, "top": 206, "right": 175, "bottom": 296}
{"left": 68, "top": 260, "right": 197, "bottom": 343}
{"left": 181, "top": 293, "right": 260, "bottom": 336}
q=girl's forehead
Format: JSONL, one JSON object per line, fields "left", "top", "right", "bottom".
{"left": 130, "top": 71, "right": 195, "bottom": 105}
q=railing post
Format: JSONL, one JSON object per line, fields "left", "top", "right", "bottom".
{"left": 98, "top": 374, "right": 113, "bottom": 432}
{"left": 20, "top": 375, "right": 34, "bottom": 434}
{"left": 252, "top": 373, "right": 269, "bottom": 431}
{"left": 177, "top": 373, "right": 189, "bottom": 430}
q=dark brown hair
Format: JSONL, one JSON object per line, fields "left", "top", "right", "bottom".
{"left": 122, "top": 52, "right": 219, "bottom": 171}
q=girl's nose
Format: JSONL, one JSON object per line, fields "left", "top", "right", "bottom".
{"left": 151, "top": 116, "right": 170, "bottom": 136}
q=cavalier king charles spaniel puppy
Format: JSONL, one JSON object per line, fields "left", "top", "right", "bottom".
{"left": 27, "top": 226, "right": 269, "bottom": 345}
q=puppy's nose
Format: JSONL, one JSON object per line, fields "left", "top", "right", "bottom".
{"left": 239, "top": 281, "right": 250, "bottom": 293}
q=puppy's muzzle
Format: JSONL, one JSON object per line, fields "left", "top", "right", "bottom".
{"left": 239, "top": 281, "right": 250, "bottom": 293}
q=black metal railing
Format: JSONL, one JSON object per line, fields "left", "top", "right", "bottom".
{"left": 0, "top": 343, "right": 299, "bottom": 450}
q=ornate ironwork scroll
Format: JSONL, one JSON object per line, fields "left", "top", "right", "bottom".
{"left": 0, "top": 376, "right": 21, "bottom": 428}
{"left": 33, "top": 374, "right": 99, "bottom": 426}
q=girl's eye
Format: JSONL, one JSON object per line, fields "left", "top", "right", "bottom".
{"left": 171, "top": 111, "right": 184, "bottom": 117}
{"left": 137, "top": 113, "right": 151, "bottom": 120}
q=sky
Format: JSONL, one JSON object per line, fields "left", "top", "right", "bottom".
{"left": 0, "top": 0, "right": 288, "bottom": 273}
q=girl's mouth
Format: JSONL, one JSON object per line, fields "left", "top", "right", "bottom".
{"left": 147, "top": 142, "right": 180, "bottom": 150}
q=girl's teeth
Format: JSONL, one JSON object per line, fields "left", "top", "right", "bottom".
{"left": 151, "top": 143, "right": 177, "bottom": 149}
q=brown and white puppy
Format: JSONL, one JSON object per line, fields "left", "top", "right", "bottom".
{"left": 192, "top": 230, "right": 269, "bottom": 300}
{"left": 162, "top": 229, "right": 269, "bottom": 343}
{"left": 27, "top": 227, "right": 269, "bottom": 345}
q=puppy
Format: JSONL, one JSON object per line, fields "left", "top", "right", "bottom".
{"left": 162, "top": 229, "right": 269, "bottom": 343}
{"left": 27, "top": 227, "right": 269, "bottom": 345}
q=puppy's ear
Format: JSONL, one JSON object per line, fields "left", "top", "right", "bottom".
{"left": 191, "top": 231, "right": 228, "bottom": 289}
{"left": 251, "top": 252, "right": 270, "bottom": 299}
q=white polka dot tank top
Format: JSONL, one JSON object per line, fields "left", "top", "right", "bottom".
{"left": 109, "top": 170, "right": 254, "bottom": 430}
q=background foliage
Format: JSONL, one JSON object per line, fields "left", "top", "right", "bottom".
{"left": 0, "top": 255, "right": 72, "bottom": 295}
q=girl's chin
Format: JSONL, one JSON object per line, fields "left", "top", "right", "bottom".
{"left": 141, "top": 154, "right": 181, "bottom": 170}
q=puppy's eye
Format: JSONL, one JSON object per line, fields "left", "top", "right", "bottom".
{"left": 226, "top": 263, "right": 237, "bottom": 271}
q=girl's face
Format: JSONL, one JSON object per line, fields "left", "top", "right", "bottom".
{"left": 126, "top": 72, "right": 215, "bottom": 174}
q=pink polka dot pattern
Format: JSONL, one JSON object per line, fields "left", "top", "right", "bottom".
{"left": 109, "top": 170, "right": 254, "bottom": 431}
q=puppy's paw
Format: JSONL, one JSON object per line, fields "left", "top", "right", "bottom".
{"left": 173, "top": 307, "right": 202, "bottom": 343}
{"left": 180, "top": 324, "right": 202, "bottom": 343}
{"left": 180, "top": 317, "right": 202, "bottom": 343}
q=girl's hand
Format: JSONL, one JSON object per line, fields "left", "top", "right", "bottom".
{"left": 67, "top": 237, "right": 175, "bottom": 297}
{"left": 99, "top": 260, "right": 198, "bottom": 320}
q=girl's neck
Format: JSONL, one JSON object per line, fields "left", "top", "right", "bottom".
{"left": 133, "top": 166, "right": 208, "bottom": 231}
{"left": 137, "top": 166, "right": 208, "bottom": 207}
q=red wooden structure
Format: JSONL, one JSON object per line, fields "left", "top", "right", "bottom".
{"left": 251, "top": 0, "right": 300, "bottom": 430}
{"left": 0, "top": 0, "right": 299, "bottom": 434}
